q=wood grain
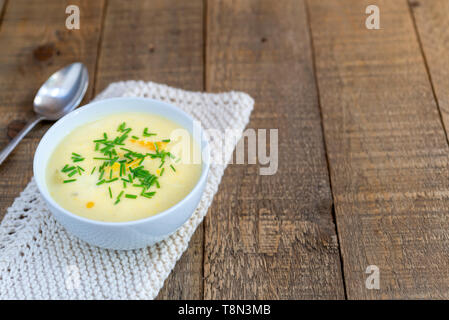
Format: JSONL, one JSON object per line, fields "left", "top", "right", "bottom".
{"left": 410, "top": 0, "right": 449, "bottom": 137}
{"left": 94, "top": 0, "right": 205, "bottom": 299}
{"left": 94, "top": 0, "right": 203, "bottom": 92}
{"left": 308, "top": 0, "right": 449, "bottom": 298}
{"left": 0, "top": 0, "right": 105, "bottom": 220}
{"left": 0, "top": 1, "right": 6, "bottom": 26}
{"left": 204, "top": 0, "right": 345, "bottom": 299}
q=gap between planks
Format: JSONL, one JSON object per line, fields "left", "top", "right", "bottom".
{"left": 304, "top": 0, "right": 348, "bottom": 300}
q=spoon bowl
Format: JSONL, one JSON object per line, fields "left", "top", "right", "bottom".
{"left": 0, "top": 62, "right": 89, "bottom": 165}
{"left": 33, "top": 62, "right": 88, "bottom": 120}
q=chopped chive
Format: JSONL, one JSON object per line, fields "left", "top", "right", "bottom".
{"left": 162, "top": 139, "right": 170, "bottom": 142}
{"left": 131, "top": 135, "right": 139, "bottom": 140}
{"left": 62, "top": 165, "right": 75, "bottom": 173}
{"left": 120, "top": 162, "right": 125, "bottom": 176}
{"left": 110, "top": 157, "right": 119, "bottom": 165}
{"left": 108, "top": 186, "right": 113, "bottom": 198}
{"left": 117, "top": 134, "right": 128, "bottom": 144}
{"left": 61, "top": 164, "right": 69, "bottom": 172}
{"left": 68, "top": 170, "right": 78, "bottom": 177}
{"left": 93, "top": 157, "right": 113, "bottom": 160}
{"left": 77, "top": 167, "right": 82, "bottom": 175}
{"left": 109, "top": 169, "right": 113, "bottom": 179}
{"left": 71, "top": 152, "right": 85, "bottom": 162}
{"left": 128, "top": 173, "right": 133, "bottom": 183}
{"left": 155, "top": 180, "right": 160, "bottom": 189}
{"left": 143, "top": 127, "right": 156, "bottom": 137}
{"left": 96, "top": 179, "right": 106, "bottom": 186}
{"left": 123, "top": 181, "right": 127, "bottom": 188}
{"left": 100, "top": 146, "right": 112, "bottom": 153}
{"left": 103, "top": 132, "right": 108, "bottom": 139}
{"left": 125, "top": 194, "right": 137, "bottom": 199}
{"left": 175, "top": 158, "right": 181, "bottom": 163}
{"left": 77, "top": 166, "right": 85, "bottom": 172}
{"left": 170, "top": 164, "right": 176, "bottom": 172}
{"left": 167, "top": 152, "right": 175, "bottom": 159}
{"left": 106, "top": 177, "right": 118, "bottom": 183}
{"left": 141, "top": 191, "right": 156, "bottom": 198}
{"left": 91, "top": 166, "right": 96, "bottom": 175}
{"left": 114, "top": 190, "right": 124, "bottom": 205}
{"left": 63, "top": 179, "right": 77, "bottom": 183}
{"left": 160, "top": 168, "right": 164, "bottom": 176}
{"left": 99, "top": 170, "right": 105, "bottom": 180}
{"left": 118, "top": 122, "right": 126, "bottom": 132}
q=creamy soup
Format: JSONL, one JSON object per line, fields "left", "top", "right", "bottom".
{"left": 46, "top": 113, "right": 202, "bottom": 222}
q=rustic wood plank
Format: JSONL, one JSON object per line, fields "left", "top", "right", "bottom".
{"left": 0, "top": 0, "right": 105, "bottom": 220}
{"left": 94, "top": 0, "right": 203, "bottom": 92}
{"left": 204, "top": 0, "right": 345, "bottom": 299}
{"left": 95, "top": 0, "right": 204, "bottom": 299}
{"left": 410, "top": 0, "right": 449, "bottom": 137}
{"left": 308, "top": 0, "right": 449, "bottom": 298}
{"left": 0, "top": 1, "right": 6, "bottom": 26}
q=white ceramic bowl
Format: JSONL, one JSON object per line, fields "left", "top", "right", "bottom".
{"left": 33, "top": 97, "right": 210, "bottom": 250}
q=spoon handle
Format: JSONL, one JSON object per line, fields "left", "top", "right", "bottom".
{"left": 0, "top": 115, "right": 44, "bottom": 165}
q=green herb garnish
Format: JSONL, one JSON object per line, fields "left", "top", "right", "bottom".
{"left": 62, "top": 165, "right": 75, "bottom": 173}
{"left": 68, "top": 170, "right": 78, "bottom": 177}
{"left": 143, "top": 127, "right": 156, "bottom": 137}
{"left": 114, "top": 190, "right": 124, "bottom": 205}
{"left": 141, "top": 191, "right": 155, "bottom": 198}
{"left": 117, "top": 122, "right": 127, "bottom": 132}
{"left": 71, "top": 152, "right": 85, "bottom": 162}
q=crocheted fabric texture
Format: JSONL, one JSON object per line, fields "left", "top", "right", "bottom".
{"left": 0, "top": 81, "right": 254, "bottom": 299}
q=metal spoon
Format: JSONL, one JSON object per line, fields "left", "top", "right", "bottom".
{"left": 0, "top": 62, "right": 88, "bottom": 165}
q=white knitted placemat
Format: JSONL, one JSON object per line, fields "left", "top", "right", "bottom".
{"left": 0, "top": 81, "right": 254, "bottom": 299}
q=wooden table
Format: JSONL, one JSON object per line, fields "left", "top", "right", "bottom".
{"left": 2, "top": 0, "right": 449, "bottom": 299}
